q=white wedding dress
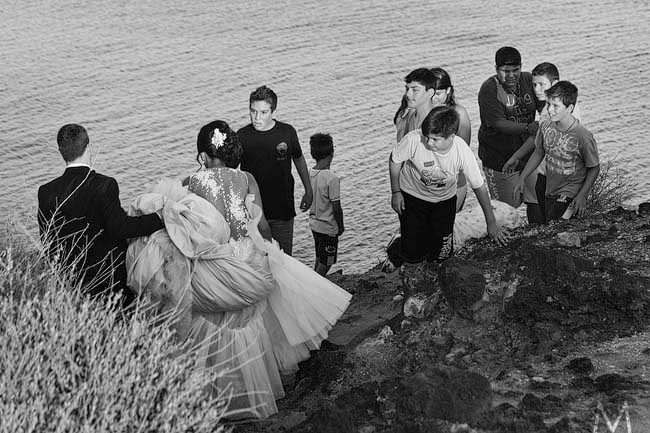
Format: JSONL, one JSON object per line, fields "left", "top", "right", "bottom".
{"left": 125, "top": 168, "right": 352, "bottom": 419}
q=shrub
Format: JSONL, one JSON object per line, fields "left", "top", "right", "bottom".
{"left": 0, "top": 230, "right": 233, "bottom": 433}
{"left": 587, "top": 157, "right": 637, "bottom": 213}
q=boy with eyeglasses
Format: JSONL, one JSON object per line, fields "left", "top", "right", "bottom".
{"left": 478, "top": 46, "right": 540, "bottom": 222}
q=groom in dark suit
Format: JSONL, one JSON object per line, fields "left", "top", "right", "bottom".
{"left": 38, "top": 124, "right": 164, "bottom": 307}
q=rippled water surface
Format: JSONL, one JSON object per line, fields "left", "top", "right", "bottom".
{"left": 2, "top": 0, "right": 649, "bottom": 272}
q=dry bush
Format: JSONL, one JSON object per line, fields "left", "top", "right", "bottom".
{"left": 587, "top": 157, "right": 637, "bottom": 213}
{"left": 0, "top": 230, "right": 234, "bottom": 433}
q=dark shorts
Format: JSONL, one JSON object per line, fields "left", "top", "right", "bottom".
{"left": 535, "top": 174, "right": 547, "bottom": 222}
{"left": 399, "top": 192, "right": 455, "bottom": 263}
{"left": 545, "top": 194, "right": 573, "bottom": 221}
{"left": 312, "top": 231, "right": 339, "bottom": 266}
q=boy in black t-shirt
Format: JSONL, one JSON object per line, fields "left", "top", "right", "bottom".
{"left": 238, "top": 86, "right": 313, "bottom": 256}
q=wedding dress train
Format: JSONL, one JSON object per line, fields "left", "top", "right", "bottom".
{"left": 125, "top": 172, "right": 351, "bottom": 419}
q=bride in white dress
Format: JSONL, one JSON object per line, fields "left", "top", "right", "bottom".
{"left": 125, "top": 120, "right": 352, "bottom": 419}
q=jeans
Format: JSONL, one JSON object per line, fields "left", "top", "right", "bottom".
{"left": 268, "top": 218, "right": 294, "bottom": 256}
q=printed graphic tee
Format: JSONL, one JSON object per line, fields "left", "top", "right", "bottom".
{"left": 535, "top": 119, "right": 599, "bottom": 197}
{"left": 391, "top": 130, "right": 484, "bottom": 203}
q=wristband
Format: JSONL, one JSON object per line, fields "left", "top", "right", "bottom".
{"left": 391, "top": 190, "right": 401, "bottom": 194}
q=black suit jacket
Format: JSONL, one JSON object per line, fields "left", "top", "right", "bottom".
{"left": 37, "top": 166, "right": 164, "bottom": 305}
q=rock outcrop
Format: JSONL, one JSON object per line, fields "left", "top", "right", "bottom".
{"left": 236, "top": 206, "right": 650, "bottom": 433}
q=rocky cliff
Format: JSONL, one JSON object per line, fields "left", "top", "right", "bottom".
{"left": 237, "top": 205, "right": 650, "bottom": 433}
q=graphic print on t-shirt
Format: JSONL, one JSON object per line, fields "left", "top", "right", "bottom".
{"left": 276, "top": 142, "right": 288, "bottom": 160}
{"left": 544, "top": 126, "right": 581, "bottom": 176}
{"left": 496, "top": 80, "right": 533, "bottom": 123}
{"left": 420, "top": 160, "right": 452, "bottom": 188}
{"left": 508, "top": 92, "right": 534, "bottom": 123}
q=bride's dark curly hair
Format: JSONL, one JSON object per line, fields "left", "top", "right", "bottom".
{"left": 196, "top": 120, "right": 242, "bottom": 168}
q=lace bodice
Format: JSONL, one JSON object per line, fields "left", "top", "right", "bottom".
{"left": 189, "top": 168, "right": 251, "bottom": 240}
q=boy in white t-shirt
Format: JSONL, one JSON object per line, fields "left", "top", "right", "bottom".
{"left": 389, "top": 106, "right": 507, "bottom": 267}
{"left": 308, "top": 133, "right": 344, "bottom": 276}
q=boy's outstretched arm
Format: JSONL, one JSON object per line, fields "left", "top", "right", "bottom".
{"left": 474, "top": 184, "right": 509, "bottom": 246}
{"left": 514, "top": 146, "right": 545, "bottom": 198}
{"left": 570, "top": 164, "right": 600, "bottom": 217}
{"left": 293, "top": 155, "right": 313, "bottom": 212}
{"left": 389, "top": 153, "right": 405, "bottom": 215}
{"left": 502, "top": 135, "right": 536, "bottom": 174}
{"left": 332, "top": 199, "right": 344, "bottom": 236}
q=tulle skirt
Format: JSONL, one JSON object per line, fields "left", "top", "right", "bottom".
{"left": 126, "top": 180, "right": 352, "bottom": 419}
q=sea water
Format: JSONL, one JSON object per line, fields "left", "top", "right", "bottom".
{"left": 2, "top": 0, "right": 648, "bottom": 273}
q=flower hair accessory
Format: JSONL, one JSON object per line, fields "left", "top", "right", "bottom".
{"left": 211, "top": 128, "right": 227, "bottom": 149}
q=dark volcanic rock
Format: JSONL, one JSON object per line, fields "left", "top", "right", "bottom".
{"left": 638, "top": 202, "right": 650, "bottom": 216}
{"left": 438, "top": 258, "right": 485, "bottom": 312}
{"left": 547, "top": 417, "right": 574, "bottom": 433}
{"left": 570, "top": 376, "right": 595, "bottom": 389}
{"left": 250, "top": 209, "right": 650, "bottom": 433}
{"left": 325, "top": 272, "right": 402, "bottom": 347}
{"left": 289, "top": 399, "right": 354, "bottom": 433}
{"left": 294, "top": 348, "right": 348, "bottom": 396}
{"left": 566, "top": 357, "right": 594, "bottom": 375}
{"left": 520, "top": 392, "right": 565, "bottom": 415}
{"left": 529, "top": 379, "right": 562, "bottom": 391}
{"left": 520, "top": 393, "right": 544, "bottom": 412}
{"left": 393, "top": 367, "right": 492, "bottom": 423}
{"left": 501, "top": 241, "right": 650, "bottom": 340}
{"left": 594, "top": 373, "right": 645, "bottom": 393}
{"left": 608, "top": 206, "right": 637, "bottom": 219}
{"left": 333, "top": 380, "right": 399, "bottom": 422}
{"left": 476, "top": 402, "right": 547, "bottom": 432}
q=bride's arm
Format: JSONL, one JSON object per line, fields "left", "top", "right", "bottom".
{"left": 245, "top": 172, "right": 273, "bottom": 242}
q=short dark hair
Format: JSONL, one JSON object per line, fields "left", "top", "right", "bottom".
{"left": 310, "top": 133, "right": 334, "bottom": 161}
{"left": 394, "top": 67, "right": 457, "bottom": 124}
{"left": 404, "top": 68, "right": 437, "bottom": 90}
{"left": 196, "top": 120, "right": 242, "bottom": 168}
{"left": 545, "top": 80, "right": 578, "bottom": 108}
{"left": 495, "top": 46, "right": 521, "bottom": 67}
{"left": 421, "top": 106, "right": 460, "bottom": 138}
{"left": 249, "top": 85, "right": 277, "bottom": 112}
{"left": 430, "top": 67, "right": 456, "bottom": 106}
{"left": 57, "top": 124, "right": 89, "bottom": 162}
{"left": 532, "top": 62, "right": 560, "bottom": 82}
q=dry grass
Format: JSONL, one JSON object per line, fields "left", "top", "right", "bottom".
{"left": 588, "top": 157, "right": 637, "bottom": 213}
{"left": 0, "top": 228, "right": 234, "bottom": 433}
